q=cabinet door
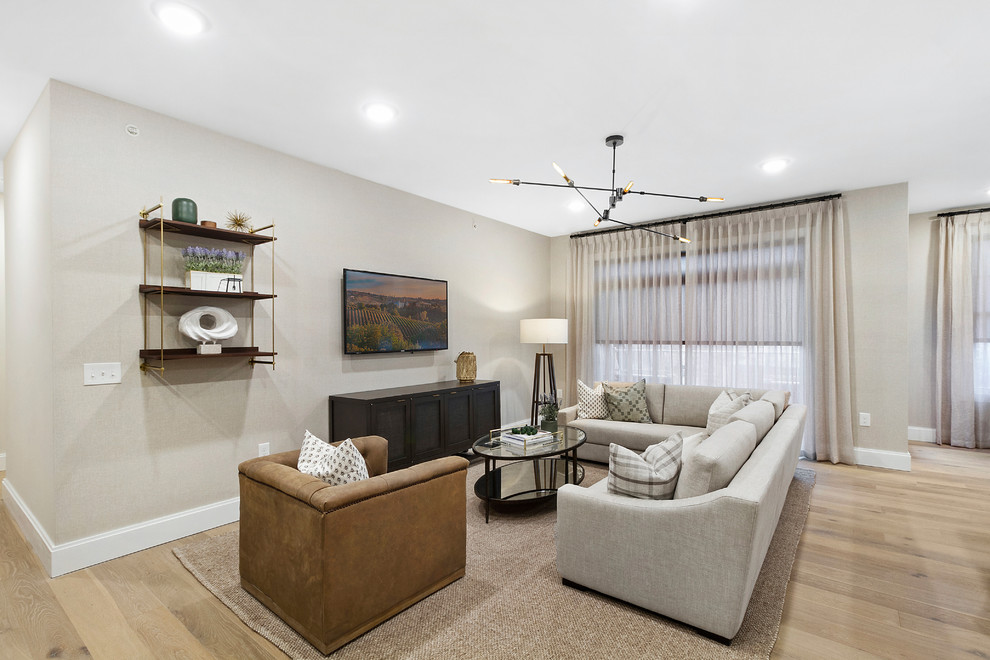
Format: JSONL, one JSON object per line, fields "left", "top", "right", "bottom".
{"left": 472, "top": 384, "right": 500, "bottom": 440}
{"left": 444, "top": 389, "right": 473, "bottom": 454}
{"left": 411, "top": 394, "right": 443, "bottom": 461}
{"left": 372, "top": 399, "right": 410, "bottom": 467}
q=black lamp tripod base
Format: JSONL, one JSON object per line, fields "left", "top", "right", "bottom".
{"left": 530, "top": 351, "right": 558, "bottom": 426}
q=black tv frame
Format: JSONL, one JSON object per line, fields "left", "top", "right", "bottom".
{"left": 342, "top": 268, "right": 449, "bottom": 355}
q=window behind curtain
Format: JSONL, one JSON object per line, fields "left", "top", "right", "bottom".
{"left": 590, "top": 216, "right": 808, "bottom": 406}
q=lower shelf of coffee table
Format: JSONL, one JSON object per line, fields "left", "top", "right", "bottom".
{"left": 474, "top": 458, "right": 584, "bottom": 505}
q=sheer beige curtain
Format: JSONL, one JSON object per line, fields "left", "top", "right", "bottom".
{"left": 936, "top": 211, "right": 990, "bottom": 448}
{"left": 567, "top": 198, "right": 855, "bottom": 463}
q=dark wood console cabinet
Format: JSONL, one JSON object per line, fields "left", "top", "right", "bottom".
{"left": 328, "top": 380, "right": 501, "bottom": 471}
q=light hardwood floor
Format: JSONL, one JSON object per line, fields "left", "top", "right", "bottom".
{"left": 1, "top": 443, "right": 989, "bottom": 659}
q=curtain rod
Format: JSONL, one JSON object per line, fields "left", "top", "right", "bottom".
{"left": 936, "top": 207, "right": 990, "bottom": 218}
{"left": 569, "top": 193, "right": 843, "bottom": 239}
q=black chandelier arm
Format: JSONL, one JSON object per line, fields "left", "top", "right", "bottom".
{"left": 514, "top": 180, "right": 616, "bottom": 193}
{"left": 630, "top": 189, "right": 718, "bottom": 202}
{"left": 601, "top": 216, "right": 687, "bottom": 241}
{"left": 513, "top": 180, "right": 718, "bottom": 202}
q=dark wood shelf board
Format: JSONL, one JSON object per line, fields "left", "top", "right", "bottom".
{"left": 138, "top": 284, "right": 275, "bottom": 300}
{"left": 139, "top": 218, "right": 275, "bottom": 244}
{"left": 139, "top": 347, "right": 277, "bottom": 361}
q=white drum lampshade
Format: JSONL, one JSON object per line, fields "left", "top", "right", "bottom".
{"left": 520, "top": 318, "right": 568, "bottom": 348}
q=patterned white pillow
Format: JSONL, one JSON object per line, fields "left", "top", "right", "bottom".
{"left": 607, "top": 433, "right": 683, "bottom": 500}
{"left": 577, "top": 379, "right": 609, "bottom": 419}
{"left": 705, "top": 390, "right": 752, "bottom": 435}
{"left": 297, "top": 430, "right": 370, "bottom": 486}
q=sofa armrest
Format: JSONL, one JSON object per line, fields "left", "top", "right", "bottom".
{"left": 559, "top": 404, "right": 578, "bottom": 428}
{"left": 310, "top": 455, "right": 468, "bottom": 513}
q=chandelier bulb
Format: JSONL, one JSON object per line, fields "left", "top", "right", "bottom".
{"left": 552, "top": 162, "right": 573, "bottom": 185}
{"left": 678, "top": 236, "right": 691, "bottom": 243}
{"left": 701, "top": 196, "right": 725, "bottom": 202}
{"left": 489, "top": 178, "right": 519, "bottom": 185}
{"left": 623, "top": 181, "right": 634, "bottom": 194}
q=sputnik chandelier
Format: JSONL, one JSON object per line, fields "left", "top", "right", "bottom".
{"left": 490, "top": 135, "right": 724, "bottom": 242}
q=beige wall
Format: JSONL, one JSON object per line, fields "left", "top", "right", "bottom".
{"left": 5, "top": 81, "right": 551, "bottom": 546}
{"left": 0, "top": 191, "right": 5, "bottom": 465}
{"left": 908, "top": 211, "right": 939, "bottom": 429}
{"left": 845, "top": 183, "right": 910, "bottom": 454}
{"left": 3, "top": 84, "right": 55, "bottom": 532}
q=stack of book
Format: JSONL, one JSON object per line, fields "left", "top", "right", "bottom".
{"left": 499, "top": 430, "right": 557, "bottom": 453}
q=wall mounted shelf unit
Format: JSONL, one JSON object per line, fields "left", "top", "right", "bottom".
{"left": 139, "top": 201, "right": 277, "bottom": 374}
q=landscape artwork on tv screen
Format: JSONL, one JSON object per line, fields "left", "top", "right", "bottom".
{"left": 343, "top": 269, "right": 448, "bottom": 354}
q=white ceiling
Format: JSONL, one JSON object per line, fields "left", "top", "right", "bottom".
{"left": 2, "top": 1, "right": 989, "bottom": 236}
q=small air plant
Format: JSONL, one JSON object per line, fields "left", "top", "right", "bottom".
{"left": 225, "top": 210, "right": 252, "bottom": 232}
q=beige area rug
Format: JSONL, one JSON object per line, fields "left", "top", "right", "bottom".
{"left": 175, "top": 463, "right": 814, "bottom": 660}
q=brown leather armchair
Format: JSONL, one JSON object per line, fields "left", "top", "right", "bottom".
{"left": 238, "top": 435, "right": 468, "bottom": 654}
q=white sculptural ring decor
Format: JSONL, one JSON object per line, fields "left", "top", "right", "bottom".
{"left": 179, "top": 306, "right": 238, "bottom": 354}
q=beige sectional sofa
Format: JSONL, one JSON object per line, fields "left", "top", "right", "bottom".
{"left": 559, "top": 383, "right": 776, "bottom": 463}
{"left": 555, "top": 382, "right": 807, "bottom": 641}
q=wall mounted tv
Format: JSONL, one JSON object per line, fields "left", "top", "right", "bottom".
{"left": 343, "top": 269, "right": 449, "bottom": 354}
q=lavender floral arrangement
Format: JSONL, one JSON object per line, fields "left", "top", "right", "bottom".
{"left": 181, "top": 246, "right": 246, "bottom": 274}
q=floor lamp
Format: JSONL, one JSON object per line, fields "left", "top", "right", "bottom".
{"left": 520, "top": 318, "right": 568, "bottom": 426}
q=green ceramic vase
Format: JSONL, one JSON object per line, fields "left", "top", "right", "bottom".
{"left": 172, "top": 198, "right": 198, "bottom": 224}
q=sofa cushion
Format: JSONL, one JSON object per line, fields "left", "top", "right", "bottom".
{"left": 662, "top": 385, "right": 727, "bottom": 427}
{"left": 680, "top": 430, "right": 707, "bottom": 465}
{"left": 570, "top": 418, "right": 698, "bottom": 453}
{"left": 298, "top": 431, "right": 370, "bottom": 486}
{"left": 674, "top": 420, "right": 757, "bottom": 499}
{"left": 603, "top": 380, "right": 652, "bottom": 423}
{"left": 760, "top": 390, "right": 791, "bottom": 420}
{"left": 729, "top": 399, "right": 776, "bottom": 444}
{"left": 577, "top": 379, "right": 609, "bottom": 419}
{"left": 705, "top": 390, "right": 752, "bottom": 435}
{"left": 607, "top": 434, "right": 683, "bottom": 500}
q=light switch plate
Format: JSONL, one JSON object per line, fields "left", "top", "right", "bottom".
{"left": 258, "top": 442, "right": 270, "bottom": 457}
{"left": 84, "top": 362, "right": 122, "bottom": 386}
{"left": 859, "top": 412, "right": 871, "bottom": 427}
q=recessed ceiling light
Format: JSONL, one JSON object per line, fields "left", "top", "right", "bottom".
{"left": 363, "top": 103, "right": 398, "bottom": 124}
{"left": 761, "top": 158, "right": 791, "bottom": 174}
{"left": 152, "top": 1, "right": 208, "bottom": 36}
{"left": 568, "top": 199, "right": 585, "bottom": 212}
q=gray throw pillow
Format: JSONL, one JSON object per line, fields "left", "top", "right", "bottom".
{"left": 607, "top": 433, "right": 683, "bottom": 500}
{"left": 603, "top": 380, "right": 652, "bottom": 423}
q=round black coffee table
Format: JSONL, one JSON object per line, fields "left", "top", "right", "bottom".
{"left": 472, "top": 426, "right": 586, "bottom": 523}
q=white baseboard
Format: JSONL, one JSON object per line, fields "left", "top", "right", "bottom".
{"left": 2, "top": 479, "right": 238, "bottom": 577}
{"left": 854, "top": 447, "right": 912, "bottom": 472}
{"left": 908, "top": 426, "right": 936, "bottom": 443}
{"left": 0, "top": 452, "right": 5, "bottom": 471}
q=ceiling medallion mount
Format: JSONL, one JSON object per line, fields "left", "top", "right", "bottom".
{"left": 491, "top": 135, "right": 724, "bottom": 242}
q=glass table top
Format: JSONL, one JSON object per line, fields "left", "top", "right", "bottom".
{"left": 472, "top": 425, "right": 586, "bottom": 460}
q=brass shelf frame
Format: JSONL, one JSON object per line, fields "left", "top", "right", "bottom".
{"left": 139, "top": 200, "right": 277, "bottom": 374}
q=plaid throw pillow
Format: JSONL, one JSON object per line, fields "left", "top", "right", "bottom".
{"left": 603, "top": 380, "right": 652, "bottom": 423}
{"left": 297, "top": 431, "right": 370, "bottom": 486}
{"left": 607, "top": 433, "right": 684, "bottom": 500}
{"left": 705, "top": 390, "right": 752, "bottom": 435}
{"left": 577, "top": 379, "right": 609, "bottom": 419}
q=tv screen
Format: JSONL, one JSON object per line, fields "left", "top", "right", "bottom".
{"left": 343, "top": 269, "right": 449, "bottom": 354}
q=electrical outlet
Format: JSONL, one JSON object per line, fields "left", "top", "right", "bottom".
{"left": 83, "top": 363, "right": 122, "bottom": 386}
{"left": 258, "top": 442, "right": 270, "bottom": 457}
{"left": 859, "top": 412, "right": 871, "bottom": 427}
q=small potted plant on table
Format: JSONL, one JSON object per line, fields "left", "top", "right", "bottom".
{"left": 539, "top": 396, "right": 559, "bottom": 433}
